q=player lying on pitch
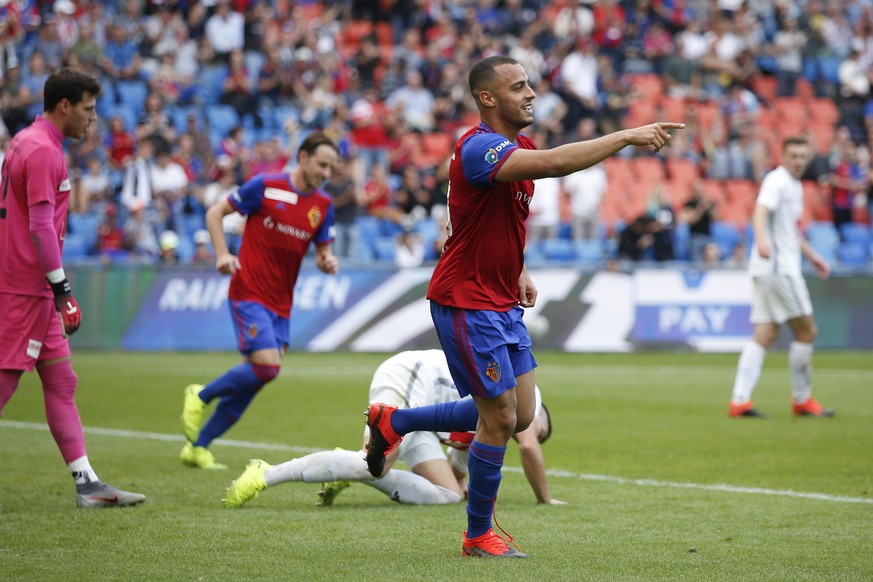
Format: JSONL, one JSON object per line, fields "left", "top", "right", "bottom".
{"left": 223, "top": 350, "right": 564, "bottom": 507}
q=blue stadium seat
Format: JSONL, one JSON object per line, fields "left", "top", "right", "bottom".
{"left": 115, "top": 80, "right": 149, "bottom": 117}
{"left": 62, "top": 232, "right": 90, "bottom": 260}
{"left": 172, "top": 107, "right": 205, "bottom": 135}
{"left": 206, "top": 105, "right": 240, "bottom": 139}
{"left": 181, "top": 213, "right": 206, "bottom": 237}
{"left": 101, "top": 103, "right": 138, "bottom": 132}
{"left": 196, "top": 65, "right": 228, "bottom": 105}
{"left": 245, "top": 51, "right": 265, "bottom": 91}
{"left": 574, "top": 239, "right": 603, "bottom": 263}
{"left": 711, "top": 221, "right": 740, "bottom": 260}
{"left": 837, "top": 242, "right": 870, "bottom": 267}
{"left": 839, "top": 223, "right": 872, "bottom": 246}
{"left": 672, "top": 222, "right": 691, "bottom": 261}
{"left": 807, "top": 221, "right": 839, "bottom": 246}
{"left": 67, "top": 213, "right": 100, "bottom": 250}
{"left": 354, "top": 215, "right": 381, "bottom": 258}
{"left": 541, "top": 238, "right": 576, "bottom": 261}
{"left": 373, "top": 236, "right": 397, "bottom": 263}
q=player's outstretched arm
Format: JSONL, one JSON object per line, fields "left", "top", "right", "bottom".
{"left": 206, "top": 198, "right": 241, "bottom": 274}
{"left": 496, "top": 122, "right": 685, "bottom": 182}
{"left": 515, "top": 425, "right": 566, "bottom": 505}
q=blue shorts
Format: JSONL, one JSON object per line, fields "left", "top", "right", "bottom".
{"left": 430, "top": 302, "right": 537, "bottom": 399}
{"left": 229, "top": 300, "right": 290, "bottom": 355}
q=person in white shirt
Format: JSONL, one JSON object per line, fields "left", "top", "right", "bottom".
{"left": 729, "top": 136, "right": 834, "bottom": 418}
{"left": 205, "top": 0, "right": 244, "bottom": 60}
{"left": 222, "top": 350, "right": 563, "bottom": 507}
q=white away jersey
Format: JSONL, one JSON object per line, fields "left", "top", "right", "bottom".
{"left": 368, "top": 350, "right": 458, "bottom": 409}
{"left": 748, "top": 166, "right": 804, "bottom": 277}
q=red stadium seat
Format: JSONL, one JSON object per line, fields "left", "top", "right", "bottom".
{"left": 809, "top": 98, "right": 839, "bottom": 126}
{"left": 633, "top": 156, "right": 666, "bottom": 182}
{"left": 665, "top": 157, "right": 700, "bottom": 186}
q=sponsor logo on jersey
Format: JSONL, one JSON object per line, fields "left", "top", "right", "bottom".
{"left": 58, "top": 179, "right": 71, "bottom": 192}
{"left": 485, "top": 361, "right": 501, "bottom": 382}
{"left": 26, "top": 339, "right": 43, "bottom": 359}
{"left": 516, "top": 190, "right": 532, "bottom": 205}
{"left": 307, "top": 206, "right": 321, "bottom": 228}
{"left": 262, "top": 215, "right": 313, "bottom": 241}
{"left": 265, "top": 187, "right": 298, "bottom": 205}
{"left": 231, "top": 189, "right": 242, "bottom": 204}
{"left": 484, "top": 148, "right": 498, "bottom": 164}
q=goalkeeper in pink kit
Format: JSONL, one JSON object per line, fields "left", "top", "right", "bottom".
{"left": 0, "top": 68, "right": 145, "bottom": 508}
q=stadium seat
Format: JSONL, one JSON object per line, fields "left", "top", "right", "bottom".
{"left": 102, "top": 103, "right": 138, "bottom": 132}
{"left": 541, "top": 238, "right": 575, "bottom": 262}
{"left": 62, "top": 232, "right": 90, "bottom": 260}
{"left": 839, "top": 223, "right": 872, "bottom": 246}
{"left": 67, "top": 213, "right": 100, "bottom": 250}
{"left": 574, "top": 239, "right": 603, "bottom": 263}
{"left": 116, "top": 80, "right": 149, "bottom": 117}
{"left": 711, "top": 221, "right": 740, "bottom": 260}
{"left": 633, "top": 156, "right": 666, "bottom": 182}
{"left": 373, "top": 236, "right": 397, "bottom": 263}
{"left": 665, "top": 157, "right": 699, "bottom": 186}
{"left": 810, "top": 98, "right": 839, "bottom": 126}
{"left": 837, "top": 242, "right": 870, "bottom": 267}
{"left": 196, "top": 65, "right": 229, "bottom": 105}
{"left": 807, "top": 221, "right": 840, "bottom": 247}
{"left": 206, "top": 105, "right": 240, "bottom": 139}
{"left": 672, "top": 221, "right": 691, "bottom": 262}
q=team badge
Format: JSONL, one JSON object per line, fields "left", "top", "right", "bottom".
{"left": 307, "top": 206, "right": 321, "bottom": 228}
{"left": 484, "top": 148, "right": 499, "bottom": 164}
{"left": 485, "top": 361, "right": 501, "bottom": 382}
{"left": 247, "top": 323, "right": 258, "bottom": 339}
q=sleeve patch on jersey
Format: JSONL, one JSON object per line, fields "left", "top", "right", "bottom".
{"left": 264, "top": 187, "right": 299, "bottom": 205}
{"left": 58, "top": 179, "right": 71, "bottom": 192}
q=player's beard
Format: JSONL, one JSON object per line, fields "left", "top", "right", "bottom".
{"left": 500, "top": 100, "right": 534, "bottom": 131}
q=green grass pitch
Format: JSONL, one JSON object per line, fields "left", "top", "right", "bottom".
{"left": 1, "top": 351, "right": 871, "bottom": 581}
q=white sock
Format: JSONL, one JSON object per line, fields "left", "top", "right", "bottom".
{"left": 789, "top": 341, "right": 814, "bottom": 404}
{"left": 731, "top": 341, "right": 767, "bottom": 404}
{"left": 366, "top": 470, "right": 462, "bottom": 505}
{"left": 69, "top": 455, "right": 99, "bottom": 485}
{"left": 263, "top": 449, "right": 371, "bottom": 487}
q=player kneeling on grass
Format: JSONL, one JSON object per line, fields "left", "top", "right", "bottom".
{"left": 222, "top": 350, "right": 564, "bottom": 508}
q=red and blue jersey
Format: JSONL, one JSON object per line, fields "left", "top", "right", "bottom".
{"left": 427, "top": 123, "right": 536, "bottom": 311}
{"left": 227, "top": 173, "right": 335, "bottom": 318}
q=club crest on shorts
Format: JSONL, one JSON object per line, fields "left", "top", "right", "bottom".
{"left": 485, "top": 361, "right": 501, "bottom": 382}
{"left": 307, "top": 206, "right": 321, "bottom": 228}
{"left": 247, "top": 323, "right": 258, "bottom": 339}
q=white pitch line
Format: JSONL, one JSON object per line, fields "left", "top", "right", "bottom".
{"left": 3, "top": 420, "right": 871, "bottom": 506}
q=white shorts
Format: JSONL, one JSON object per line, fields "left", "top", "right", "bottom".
{"left": 363, "top": 382, "right": 447, "bottom": 469}
{"left": 750, "top": 274, "right": 813, "bottom": 325}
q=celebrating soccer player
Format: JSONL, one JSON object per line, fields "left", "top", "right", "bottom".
{"left": 179, "top": 132, "right": 340, "bottom": 469}
{"left": 0, "top": 68, "right": 146, "bottom": 508}
{"left": 364, "top": 55, "right": 683, "bottom": 558}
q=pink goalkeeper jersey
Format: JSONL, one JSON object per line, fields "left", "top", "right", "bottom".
{"left": 0, "top": 116, "right": 71, "bottom": 298}
{"left": 427, "top": 123, "right": 536, "bottom": 311}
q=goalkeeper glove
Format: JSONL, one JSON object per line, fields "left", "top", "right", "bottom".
{"left": 50, "top": 278, "right": 81, "bottom": 337}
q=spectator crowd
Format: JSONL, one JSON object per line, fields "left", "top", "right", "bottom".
{"left": 1, "top": 0, "right": 872, "bottom": 269}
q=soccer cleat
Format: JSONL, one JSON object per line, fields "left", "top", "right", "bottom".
{"left": 462, "top": 529, "right": 529, "bottom": 558}
{"left": 180, "top": 442, "right": 227, "bottom": 470}
{"left": 793, "top": 398, "right": 835, "bottom": 418}
{"left": 223, "top": 459, "right": 270, "bottom": 508}
{"left": 364, "top": 403, "right": 403, "bottom": 478}
{"left": 76, "top": 481, "right": 146, "bottom": 508}
{"left": 181, "top": 384, "right": 207, "bottom": 442}
{"left": 316, "top": 480, "right": 352, "bottom": 507}
{"left": 729, "top": 401, "right": 769, "bottom": 418}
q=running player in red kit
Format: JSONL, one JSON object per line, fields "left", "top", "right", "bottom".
{"left": 0, "top": 68, "right": 146, "bottom": 508}
{"left": 365, "top": 56, "right": 683, "bottom": 557}
{"left": 179, "top": 132, "right": 340, "bottom": 470}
